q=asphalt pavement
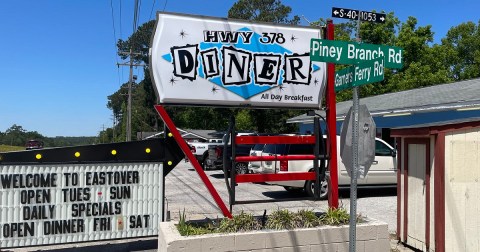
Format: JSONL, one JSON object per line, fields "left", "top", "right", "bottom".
{"left": 165, "top": 161, "right": 398, "bottom": 232}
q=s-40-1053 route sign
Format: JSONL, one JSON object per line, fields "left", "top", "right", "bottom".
{"left": 332, "top": 7, "right": 386, "bottom": 23}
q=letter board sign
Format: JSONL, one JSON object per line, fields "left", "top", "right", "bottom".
{"left": 0, "top": 163, "right": 163, "bottom": 248}
{"left": 150, "top": 12, "right": 327, "bottom": 109}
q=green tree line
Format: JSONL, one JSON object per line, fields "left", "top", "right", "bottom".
{"left": 102, "top": 0, "right": 480, "bottom": 142}
{"left": 0, "top": 124, "right": 96, "bottom": 148}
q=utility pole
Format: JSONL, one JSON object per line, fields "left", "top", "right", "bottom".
{"left": 102, "top": 124, "right": 106, "bottom": 143}
{"left": 112, "top": 111, "right": 116, "bottom": 142}
{"left": 118, "top": 49, "right": 145, "bottom": 141}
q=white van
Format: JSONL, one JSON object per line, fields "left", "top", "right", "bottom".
{"left": 262, "top": 136, "right": 397, "bottom": 199}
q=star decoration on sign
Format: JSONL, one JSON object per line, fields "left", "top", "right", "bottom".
{"left": 179, "top": 29, "right": 188, "bottom": 39}
{"left": 278, "top": 85, "right": 286, "bottom": 92}
{"left": 313, "top": 78, "right": 319, "bottom": 86}
{"left": 290, "top": 35, "right": 297, "bottom": 42}
{"left": 211, "top": 86, "right": 218, "bottom": 94}
{"left": 169, "top": 76, "right": 178, "bottom": 85}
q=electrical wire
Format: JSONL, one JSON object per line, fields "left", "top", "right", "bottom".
{"left": 119, "top": 0, "right": 123, "bottom": 41}
{"left": 133, "top": 0, "right": 140, "bottom": 32}
{"left": 162, "top": 0, "right": 168, "bottom": 12}
{"left": 110, "top": 0, "right": 122, "bottom": 89}
{"left": 148, "top": 0, "right": 156, "bottom": 20}
{"left": 137, "top": 0, "right": 142, "bottom": 28}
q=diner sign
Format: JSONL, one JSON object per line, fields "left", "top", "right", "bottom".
{"left": 150, "top": 12, "right": 327, "bottom": 109}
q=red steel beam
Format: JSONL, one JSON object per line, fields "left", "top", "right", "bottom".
{"left": 154, "top": 105, "right": 232, "bottom": 218}
{"left": 236, "top": 135, "right": 315, "bottom": 144}
{"left": 236, "top": 155, "right": 315, "bottom": 162}
{"left": 236, "top": 172, "right": 316, "bottom": 183}
{"left": 326, "top": 19, "right": 339, "bottom": 209}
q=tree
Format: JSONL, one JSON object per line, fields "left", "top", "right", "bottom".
{"left": 228, "top": 0, "right": 299, "bottom": 25}
{"left": 384, "top": 17, "right": 452, "bottom": 91}
{"left": 441, "top": 21, "right": 480, "bottom": 80}
{"left": 334, "top": 15, "right": 454, "bottom": 101}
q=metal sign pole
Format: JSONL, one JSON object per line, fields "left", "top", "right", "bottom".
{"left": 349, "top": 17, "right": 361, "bottom": 252}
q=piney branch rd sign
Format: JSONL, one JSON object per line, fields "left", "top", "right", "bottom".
{"left": 310, "top": 39, "right": 403, "bottom": 69}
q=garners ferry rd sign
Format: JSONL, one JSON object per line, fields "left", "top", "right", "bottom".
{"left": 150, "top": 12, "right": 326, "bottom": 109}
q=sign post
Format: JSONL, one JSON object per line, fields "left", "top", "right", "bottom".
{"left": 324, "top": 7, "right": 396, "bottom": 252}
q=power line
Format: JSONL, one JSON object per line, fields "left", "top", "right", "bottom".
{"left": 137, "top": 0, "right": 142, "bottom": 27}
{"left": 149, "top": 0, "right": 156, "bottom": 20}
{"left": 110, "top": 0, "right": 118, "bottom": 44}
{"left": 119, "top": 0, "right": 123, "bottom": 41}
{"left": 162, "top": 0, "right": 168, "bottom": 11}
{"left": 110, "top": 0, "right": 122, "bottom": 89}
{"left": 133, "top": 0, "right": 140, "bottom": 33}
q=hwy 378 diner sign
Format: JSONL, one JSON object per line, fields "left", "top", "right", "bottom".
{"left": 150, "top": 12, "right": 327, "bottom": 109}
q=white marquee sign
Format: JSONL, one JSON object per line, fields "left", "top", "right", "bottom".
{"left": 0, "top": 163, "right": 162, "bottom": 248}
{"left": 150, "top": 12, "right": 327, "bottom": 109}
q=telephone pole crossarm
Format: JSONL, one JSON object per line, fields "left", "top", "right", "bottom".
{"left": 116, "top": 48, "right": 146, "bottom": 141}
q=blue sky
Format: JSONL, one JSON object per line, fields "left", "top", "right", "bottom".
{"left": 0, "top": 0, "right": 478, "bottom": 137}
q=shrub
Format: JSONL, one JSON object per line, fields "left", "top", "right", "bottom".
{"left": 176, "top": 208, "right": 355, "bottom": 236}
{"left": 265, "top": 209, "right": 296, "bottom": 230}
{"left": 218, "top": 211, "right": 262, "bottom": 233}
{"left": 293, "top": 209, "right": 321, "bottom": 228}
{"left": 177, "top": 210, "right": 217, "bottom": 236}
{"left": 319, "top": 207, "right": 350, "bottom": 226}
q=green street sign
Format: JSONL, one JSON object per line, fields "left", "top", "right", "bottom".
{"left": 335, "top": 57, "right": 385, "bottom": 92}
{"left": 335, "top": 67, "right": 354, "bottom": 92}
{"left": 310, "top": 39, "right": 403, "bottom": 69}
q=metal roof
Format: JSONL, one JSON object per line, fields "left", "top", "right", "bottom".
{"left": 288, "top": 78, "right": 480, "bottom": 123}
{"left": 392, "top": 116, "right": 480, "bottom": 130}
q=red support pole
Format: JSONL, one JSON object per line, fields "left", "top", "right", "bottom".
{"left": 154, "top": 105, "right": 232, "bottom": 218}
{"left": 326, "top": 20, "right": 339, "bottom": 209}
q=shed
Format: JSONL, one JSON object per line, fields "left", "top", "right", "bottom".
{"left": 391, "top": 117, "right": 480, "bottom": 252}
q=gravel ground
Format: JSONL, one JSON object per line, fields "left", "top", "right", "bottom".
{"left": 165, "top": 161, "right": 398, "bottom": 233}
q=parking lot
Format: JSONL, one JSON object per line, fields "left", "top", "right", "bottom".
{"left": 165, "top": 160, "right": 398, "bottom": 233}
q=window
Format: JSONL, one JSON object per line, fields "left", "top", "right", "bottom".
{"left": 375, "top": 140, "right": 392, "bottom": 156}
{"left": 263, "top": 144, "right": 287, "bottom": 155}
{"left": 252, "top": 144, "right": 264, "bottom": 151}
{"left": 288, "top": 144, "right": 314, "bottom": 155}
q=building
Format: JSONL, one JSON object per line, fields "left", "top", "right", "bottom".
{"left": 137, "top": 129, "right": 224, "bottom": 142}
{"left": 288, "top": 78, "right": 480, "bottom": 146}
{"left": 391, "top": 117, "right": 480, "bottom": 252}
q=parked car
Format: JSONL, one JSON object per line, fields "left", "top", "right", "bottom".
{"left": 261, "top": 136, "right": 396, "bottom": 199}
{"left": 204, "top": 132, "right": 258, "bottom": 173}
{"left": 188, "top": 139, "right": 223, "bottom": 169}
{"left": 205, "top": 143, "right": 255, "bottom": 174}
{"left": 25, "top": 140, "right": 44, "bottom": 150}
{"left": 247, "top": 143, "right": 265, "bottom": 173}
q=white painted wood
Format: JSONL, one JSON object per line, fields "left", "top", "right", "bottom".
{"left": 445, "top": 129, "right": 480, "bottom": 252}
{"left": 429, "top": 136, "right": 435, "bottom": 252}
{"left": 400, "top": 138, "right": 405, "bottom": 242}
{"left": 462, "top": 129, "right": 480, "bottom": 252}
{"left": 407, "top": 143, "right": 427, "bottom": 251}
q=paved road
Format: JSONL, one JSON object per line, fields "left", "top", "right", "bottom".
{"left": 165, "top": 161, "right": 398, "bottom": 233}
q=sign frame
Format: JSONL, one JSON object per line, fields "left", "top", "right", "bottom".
{"left": 150, "top": 12, "right": 327, "bottom": 109}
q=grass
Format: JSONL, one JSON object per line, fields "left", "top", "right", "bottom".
{"left": 177, "top": 208, "right": 359, "bottom": 236}
{"left": 0, "top": 144, "right": 24, "bottom": 152}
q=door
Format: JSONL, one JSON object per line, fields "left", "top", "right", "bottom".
{"left": 366, "top": 139, "right": 397, "bottom": 184}
{"left": 404, "top": 138, "right": 430, "bottom": 251}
